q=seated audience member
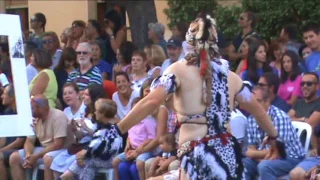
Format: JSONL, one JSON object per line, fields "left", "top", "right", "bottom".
{"left": 24, "top": 41, "right": 38, "bottom": 84}
{"left": 67, "top": 42, "right": 102, "bottom": 92}
{"left": 112, "top": 72, "right": 140, "bottom": 120}
{"left": 9, "top": 95, "right": 74, "bottom": 180}
{"left": 90, "top": 41, "right": 112, "bottom": 80}
{"left": 288, "top": 72, "right": 320, "bottom": 153}
{"left": 113, "top": 41, "right": 138, "bottom": 79}
{"left": 235, "top": 37, "right": 257, "bottom": 75}
{"left": 60, "top": 27, "right": 71, "bottom": 49}
{"left": 51, "top": 83, "right": 106, "bottom": 179}
{"left": 144, "top": 44, "right": 166, "bottom": 79}
{"left": 268, "top": 38, "right": 283, "bottom": 76}
{"left": 60, "top": 99, "right": 120, "bottom": 180}
{"left": 278, "top": 51, "right": 302, "bottom": 106}
{"left": 241, "top": 40, "right": 278, "bottom": 86}
{"left": 280, "top": 24, "right": 301, "bottom": 55}
{"left": 85, "top": 19, "right": 107, "bottom": 60}
{"left": 147, "top": 133, "right": 177, "bottom": 178}
{"left": 161, "top": 36, "right": 183, "bottom": 74}
{"left": 130, "top": 51, "right": 149, "bottom": 92}
{"left": 148, "top": 22, "right": 168, "bottom": 57}
{"left": 42, "top": 32, "right": 62, "bottom": 69}
{"left": 113, "top": 97, "right": 157, "bottom": 180}
{"left": 0, "top": 84, "right": 25, "bottom": 180}
{"left": 29, "top": 49, "right": 58, "bottom": 108}
{"left": 243, "top": 87, "right": 305, "bottom": 179}
{"left": 257, "top": 72, "right": 291, "bottom": 112}
{"left": 54, "top": 47, "right": 78, "bottom": 108}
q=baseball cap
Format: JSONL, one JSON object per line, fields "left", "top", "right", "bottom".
{"left": 167, "top": 36, "right": 183, "bottom": 48}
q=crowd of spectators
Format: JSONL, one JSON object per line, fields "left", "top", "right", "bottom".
{"left": 1, "top": 9, "right": 320, "bottom": 180}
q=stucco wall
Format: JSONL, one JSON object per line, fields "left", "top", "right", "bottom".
{"left": 28, "top": 1, "right": 96, "bottom": 41}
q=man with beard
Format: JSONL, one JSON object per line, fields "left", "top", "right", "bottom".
{"left": 67, "top": 42, "right": 102, "bottom": 92}
{"left": 9, "top": 95, "right": 74, "bottom": 180}
{"left": 288, "top": 72, "right": 320, "bottom": 155}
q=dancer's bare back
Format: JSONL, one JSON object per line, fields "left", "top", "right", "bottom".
{"left": 165, "top": 59, "right": 243, "bottom": 145}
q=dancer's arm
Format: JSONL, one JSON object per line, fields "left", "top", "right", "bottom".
{"left": 118, "top": 69, "right": 180, "bottom": 134}
{"left": 231, "top": 72, "right": 278, "bottom": 138}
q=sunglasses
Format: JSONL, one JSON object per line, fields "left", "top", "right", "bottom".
{"left": 30, "top": 17, "right": 37, "bottom": 22}
{"left": 104, "top": 19, "right": 109, "bottom": 25}
{"left": 257, "top": 83, "right": 269, "bottom": 87}
{"left": 42, "top": 39, "right": 55, "bottom": 44}
{"left": 76, "top": 51, "right": 89, "bottom": 55}
{"left": 301, "top": 81, "right": 317, "bottom": 87}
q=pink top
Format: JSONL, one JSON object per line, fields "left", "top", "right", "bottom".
{"left": 128, "top": 116, "right": 157, "bottom": 149}
{"left": 278, "top": 75, "right": 302, "bottom": 101}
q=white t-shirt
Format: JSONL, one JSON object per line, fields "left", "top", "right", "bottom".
{"left": 63, "top": 102, "right": 86, "bottom": 120}
{"left": 112, "top": 90, "right": 140, "bottom": 120}
{"left": 230, "top": 109, "right": 247, "bottom": 140}
{"left": 63, "top": 103, "right": 97, "bottom": 143}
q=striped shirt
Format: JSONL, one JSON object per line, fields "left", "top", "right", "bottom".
{"left": 247, "top": 105, "right": 305, "bottom": 158}
{"left": 67, "top": 66, "right": 102, "bottom": 91}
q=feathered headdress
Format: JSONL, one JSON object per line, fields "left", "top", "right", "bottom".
{"left": 185, "top": 13, "right": 220, "bottom": 106}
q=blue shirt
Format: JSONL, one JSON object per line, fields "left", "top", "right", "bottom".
{"left": 95, "top": 60, "right": 112, "bottom": 80}
{"left": 247, "top": 105, "right": 305, "bottom": 158}
{"left": 306, "top": 51, "right": 320, "bottom": 95}
{"left": 271, "top": 96, "right": 291, "bottom": 113}
{"left": 241, "top": 68, "right": 278, "bottom": 86}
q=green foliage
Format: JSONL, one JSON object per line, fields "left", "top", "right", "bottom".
{"left": 242, "top": 0, "right": 320, "bottom": 40}
{"left": 215, "top": 5, "right": 242, "bottom": 42}
{"left": 164, "top": 0, "right": 320, "bottom": 43}
{"left": 163, "top": 0, "right": 218, "bottom": 29}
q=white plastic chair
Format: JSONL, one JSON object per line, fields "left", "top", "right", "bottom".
{"left": 97, "top": 168, "right": 114, "bottom": 180}
{"left": 32, "top": 164, "right": 45, "bottom": 180}
{"left": 31, "top": 164, "right": 113, "bottom": 180}
{"left": 291, "top": 121, "right": 312, "bottom": 154}
{"left": 277, "top": 121, "right": 312, "bottom": 180}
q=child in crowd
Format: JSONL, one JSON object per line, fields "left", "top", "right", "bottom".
{"left": 147, "top": 133, "right": 177, "bottom": 178}
{"left": 113, "top": 97, "right": 157, "bottom": 180}
{"left": 59, "top": 98, "right": 120, "bottom": 180}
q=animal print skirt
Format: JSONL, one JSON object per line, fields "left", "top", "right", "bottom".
{"left": 178, "top": 132, "right": 243, "bottom": 180}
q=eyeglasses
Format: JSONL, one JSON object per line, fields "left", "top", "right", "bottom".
{"left": 76, "top": 51, "right": 89, "bottom": 55}
{"left": 300, "top": 81, "right": 317, "bottom": 87}
{"left": 42, "top": 39, "right": 55, "bottom": 44}
{"left": 257, "top": 83, "right": 269, "bottom": 87}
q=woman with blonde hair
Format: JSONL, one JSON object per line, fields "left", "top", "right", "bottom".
{"left": 144, "top": 44, "right": 166, "bottom": 79}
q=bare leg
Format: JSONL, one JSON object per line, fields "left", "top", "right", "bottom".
{"left": 9, "top": 151, "right": 25, "bottom": 180}
{"left": 112, "top": 158, "right": 121, "bottom": 180}
{"left": 136, "top": 160, "right": 146, "bottom": 180}
{"left": 290, "top": 167, "right": 308, "bottom": 180}
{"left": 43, "top": 155, "right": 54, "bottom": 180}
{"left": 53, "top": 170, "right": 62, "bottom": 179}
{"left": 0, "top": 152, "right": 8, "bottom": 180}
{"left": 60, "top": 170, "right": 74, "bottom": 180}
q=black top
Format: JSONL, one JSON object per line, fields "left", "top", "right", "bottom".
{"left": 54, "top": 68, "right": 69, "bottom": 108}
{"left": 293, "top": 98, "right": 320, "bottom": 118}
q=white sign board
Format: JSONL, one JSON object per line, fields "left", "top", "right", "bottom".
{"left": 0, "top": 14, "right": 34, "bottom": 137}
